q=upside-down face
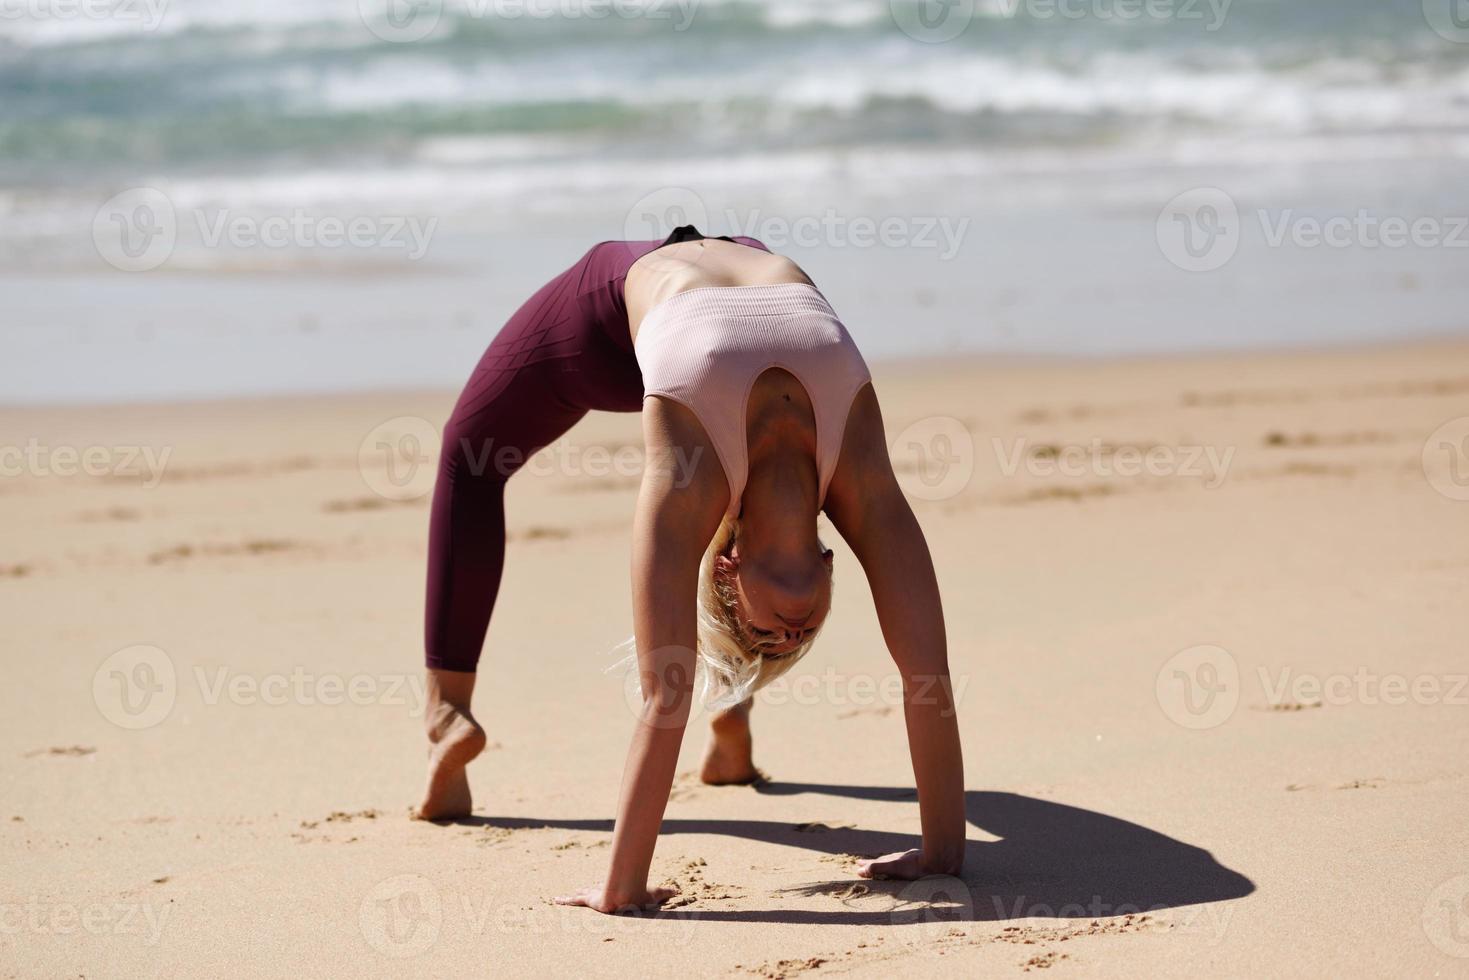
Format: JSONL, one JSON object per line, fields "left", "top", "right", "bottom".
{"left": 715, "top": 543, "right": 834, "bottom": 657}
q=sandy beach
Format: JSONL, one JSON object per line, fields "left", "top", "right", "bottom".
{"left": 4, "top": 340, "right": 1468, "bottom": 977}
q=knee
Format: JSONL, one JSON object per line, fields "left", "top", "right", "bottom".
{"left": 439, "top": 423, "right": 526, "bottom": 485}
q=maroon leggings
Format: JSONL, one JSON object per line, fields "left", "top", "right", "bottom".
{"left": 424, "top": 232, "right": 768, "bottom": 671}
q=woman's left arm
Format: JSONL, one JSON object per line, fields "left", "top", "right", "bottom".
{"left": 824, "top": 387, "right": 967, "bottom": 879}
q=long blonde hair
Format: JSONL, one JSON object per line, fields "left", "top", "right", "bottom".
{"left": 694, "top": 515, "right": 830, "bottom": 711}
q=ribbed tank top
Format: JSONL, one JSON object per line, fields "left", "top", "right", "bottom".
{"left": 633, "top": 282, "right": 872, "bottom": 518}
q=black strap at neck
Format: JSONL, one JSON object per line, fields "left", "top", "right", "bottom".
{"left": 661, "top": 224, "right": 737, "bottom": 247}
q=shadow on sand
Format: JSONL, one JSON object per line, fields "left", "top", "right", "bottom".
{"left": 441, "top": 781, "right": 1255, "bottom": 925}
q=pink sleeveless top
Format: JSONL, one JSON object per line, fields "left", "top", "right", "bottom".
{"left": 634, "top": 282, "right": 872, "bottom": 518}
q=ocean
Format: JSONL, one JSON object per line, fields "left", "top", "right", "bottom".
{"left": 3, "top": 0, "right": 1469, "bottom": 402}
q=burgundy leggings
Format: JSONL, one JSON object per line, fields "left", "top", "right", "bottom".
{"left": 424, "top": 233, "right": 768, "bottom": 671}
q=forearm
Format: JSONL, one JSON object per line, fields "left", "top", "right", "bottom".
{"left": 603, "top": 707, "right": 687, "bottom": 898}
{"left": 903, "top": 680, "right": 966, "bottom": 873}
{"left": 845, "top": 487, "right": 967, "bottom": 873}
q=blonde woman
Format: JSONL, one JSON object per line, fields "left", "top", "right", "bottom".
{"left": 419, "top": 226, "right": 965, "bottom": 913}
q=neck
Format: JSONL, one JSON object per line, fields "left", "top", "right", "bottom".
{"left": 739, "top": 437, "right": 820, "bottom": 556}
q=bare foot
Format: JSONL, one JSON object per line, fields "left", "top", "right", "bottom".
{"left": 700, "top": 703, "right": 763, "bottom": 785}
{"left": 414, "top": 700, "right": 487, "bottom": 821}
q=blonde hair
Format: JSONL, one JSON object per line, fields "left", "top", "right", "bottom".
{"left": 694, "top": 515, "right": 829, "bottom": 711}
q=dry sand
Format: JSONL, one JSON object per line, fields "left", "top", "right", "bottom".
{"left": 3, "top": 341, "right": 1468, "bottom": 977}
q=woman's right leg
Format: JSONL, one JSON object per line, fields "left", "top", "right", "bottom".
{"left": 701, "top": 698, "right": 762, "bottom": 785}
{"left": 416, "top": 370, "right": 589, "bottom": 819}
{"left": 414, "top": 262, "right": 598, "bottom": 815}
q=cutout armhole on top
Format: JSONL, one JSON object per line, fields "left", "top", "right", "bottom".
{"left": 817, "top": 378, "right": 875, "bottom": 507}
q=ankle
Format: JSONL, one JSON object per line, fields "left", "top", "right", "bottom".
{"left": 709, "top": 705, "right": 751, "bottom": 740}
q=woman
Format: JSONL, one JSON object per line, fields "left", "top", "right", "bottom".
{"left": 418, "top": 226, "right": 965, "bottom": 913}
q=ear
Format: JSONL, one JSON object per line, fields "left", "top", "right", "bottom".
{"left": 714, "top": 554, "right": 740, "bottom": 579}
{"left": 820, "top": 548, "right": 834, "bottom": 568}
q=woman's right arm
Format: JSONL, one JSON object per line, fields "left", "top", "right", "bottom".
{"left": 555, "top": 397, "right": 726, "bottom": 913}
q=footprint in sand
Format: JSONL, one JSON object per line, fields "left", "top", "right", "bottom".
{"left": 659, "top": 857, "right": 744, "bottom": 909}
{"left": 322, "top": 497, "right": 423, "bottom": 513}
{"left": 1286, "top": 777, "right": 1387, "bottom": 792}
{"left": 78, "top": 506, "right": 144, "bottom": 523}
{"left": 147, "top": 539, "right": 304, "bottom": 565}
{"left": 1262, "top": 430, "right": 1396, "bottom": 449}
{"left": 293, "top": 809, "right": 381, "bottom": 843}
{"left": 508, "top": 525, "right": 573, "bottom": 542}
{"left": 836, "top": 705, "right": 893, "bottom": 719}
{"left": 24, "top": 745, "right": 96, "bottom": 758}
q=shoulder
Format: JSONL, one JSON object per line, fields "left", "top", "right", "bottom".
{"left": 640, "top": 396, "right": 731, "bottom": 520}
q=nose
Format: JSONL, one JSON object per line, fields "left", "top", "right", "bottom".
{"left": 775, "top": 620, "right": 810, "bottom": 652}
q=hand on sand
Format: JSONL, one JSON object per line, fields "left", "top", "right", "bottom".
{"left": 553, "top": 884, "right": 679, "bottom": 915}
{"left": 856, "top": 848, "right": 958, "bottom": 880}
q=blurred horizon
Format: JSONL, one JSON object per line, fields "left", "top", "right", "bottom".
{"left": 4, "top": 0, "right": 1469, "bottom": 402}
